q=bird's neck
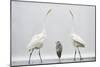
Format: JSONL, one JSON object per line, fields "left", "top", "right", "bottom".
{"left": 42, "top": 28, "right": 46, "bottom": 35}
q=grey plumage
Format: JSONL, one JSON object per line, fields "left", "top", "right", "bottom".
{"left": 56, "top": 41, "right": 63, "bottom": 62}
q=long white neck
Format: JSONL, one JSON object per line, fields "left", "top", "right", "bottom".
{"left": 41, "top": 9, "right": 52, "bottom": 34}
{"left": 71, "top": 18, "right": 75, "bottom": 34}
{"left": 41, "top": 11, "right": 47, "bottom": 35}
{"left": 69, "top": 9, "right": 75, "bottom": 34}
{"left": 42, "top": 23, "right": 46, "bottom": 34}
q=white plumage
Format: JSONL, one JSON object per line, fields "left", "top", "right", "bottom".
{"left": 69, "top": 9, "right": 86, "bottom": 60}
{"left": 69, "top": 9, "right": 86, "bottom": 48}
{"left": 27, "top": 27, "right": 47, "bottom": 64}
{"left": 71, "top": 34, "right": 86, "bottom": 47}
{"left": 27, "top": 9, "right": 52, "bottom": 52}
{"left": 27, "top": 30, "right": 46, "bottom": 51}
{"left": 27, "top": 9, "right": 52, "bottom": 64}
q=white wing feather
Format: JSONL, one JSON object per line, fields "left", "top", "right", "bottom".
{"left": 27, "top": 32, "right": 46, "bottom": 51}
{"left": 71, "top": 34, "right": 86, "bottom": 46}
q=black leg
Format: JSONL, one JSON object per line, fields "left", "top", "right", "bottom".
{"left": 28, "top": 48, "right": 34, "bottom": 64}
{"left": 59, "top": 58, "right": 61, "bottom": 63}
{"left": 39, "top": 49, "right": 42, "bottom": 63}
{"left": 77, "top": 47, "right": 82, "bottom": 60}
{"left": 28, "top": 52, "right": 32, "bottom": 64}
{"left": 74, "top": 49, "right": 77, "bottom": 61}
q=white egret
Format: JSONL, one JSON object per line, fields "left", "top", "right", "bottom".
{"left": 27, "top": 9, "right": 52, "bottom": 64}
{"left": 69, "top": 9, "right": 86, "bottom": 60}
{"left": 56, "top": 41, "right": 63, "bottom": 63}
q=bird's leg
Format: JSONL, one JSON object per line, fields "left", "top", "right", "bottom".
{"left": 77, "top": 47, "right": 82, "bottom": 60}
{"left": 74, "top": 49, "right": 77, "bottom": 61}
{"left": 39, "top": 49, "right": 42, "bottom": 63}
{"left": 28, "top": 48, "right": 34, "bottom": 64}
{"left": 73, "top": 41, "right": 77, "bottom": 61}
{"left": 28, "top": 51, "right": 32, "bottom": 64}
{"left": 59, "top": 58, "right": 61, "bottom": 63}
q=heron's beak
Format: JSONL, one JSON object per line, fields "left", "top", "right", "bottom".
{"left": 46, "top": 9, "right": 52, "bottom": 16}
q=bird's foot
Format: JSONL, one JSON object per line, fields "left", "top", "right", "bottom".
{"left": 74, "top": 58, "right": 76, "bottom": 61}
{"left": 80, "top": 58, "right": 83, "bottom": 60}
{"left": 40, "top": 61, "right": 42, "bottom": 64}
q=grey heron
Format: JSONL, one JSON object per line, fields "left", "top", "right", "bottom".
{"left": 56, "top": 41, "right": 63, "bottom": 63}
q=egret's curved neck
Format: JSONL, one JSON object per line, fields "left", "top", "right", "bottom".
{"left": 41, "top": 13, "right": 47, "bottom": 34}
{"left": 41, "top": 9, "right": 52, "bottom": 34}
{"left": 41, "top": 9, "right": 52, "bottom": 36}
{"left": 71, "top": 19, "right": 75, "bottom": 34}
{"left": 42, "top": 23, "right": 46, "bottom": 34}
{"left": 69, "top": 9, "right": 75, "bottom": 34}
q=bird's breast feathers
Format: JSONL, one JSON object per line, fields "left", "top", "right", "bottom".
{"left": 27, "top": 33, "right": 46, "bottom": 50}
{"left": 71, "top": 34, "right": 86, "bottom": 46}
